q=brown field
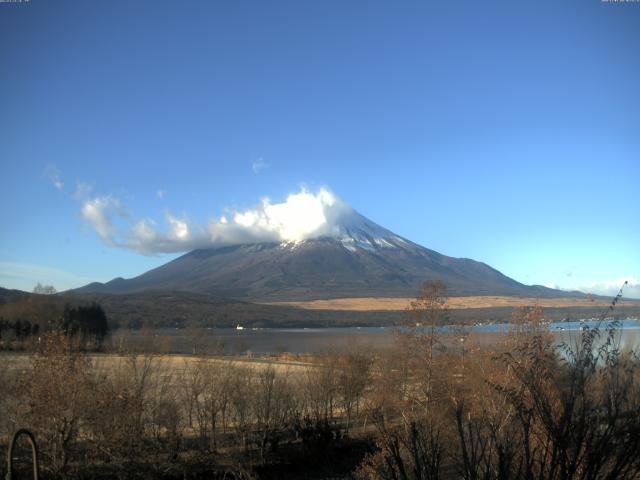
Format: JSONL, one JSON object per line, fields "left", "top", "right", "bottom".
{"left": 261, "top": 295, "right": 638, "bottom": 311}
{"left": 0, "top": 352, "right": 315, "bottom": 377}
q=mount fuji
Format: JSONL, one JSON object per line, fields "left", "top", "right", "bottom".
{"left": 75, "top": 205, "right": 571, "bottom": 301}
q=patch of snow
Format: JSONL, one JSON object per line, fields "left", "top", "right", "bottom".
{"left": 279, "top": 240, "right": 306, "bottom": 251}
{"left": 343, "top": 243, "right": 358, "bottom": 253}
{"left": 330, "top": 209, "right": 402, "bottom": 251}
{"left": 276, "top": 206, "right": 408, "bottom": 254}
{"left": 374, "top": 237, "right": 394, "bottom": 248}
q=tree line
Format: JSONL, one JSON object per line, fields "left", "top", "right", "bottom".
{"left": 0, "top": 296, "right": 109, "bottom": 349}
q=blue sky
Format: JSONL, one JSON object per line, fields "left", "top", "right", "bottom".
{"left": 1, "top": 0, "right": 639, "bottom": 298}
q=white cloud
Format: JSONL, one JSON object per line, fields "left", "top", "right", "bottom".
{"left": 73, "top": 181, "right": 93, "bottom": 200}
{"left": 543, "top": 276, "right": 639, "bottom": 299}
{"left": 131, "top": 219, "right": 157, "bottom": 244}
{"left": 80, "top": 195, "right": 128, "bottom": 246}
{"left": 166, "top": 214, "right": 191, "bottom": 241}
{"left": 44, "top": 165, "right": 63, "bottom": 190}
{"left": 252, "top": 157, "right": 269, "bottom": 174}
{"left": 580, "top": 276, "right": 640, "bottom": 299}
{"left": 78, "top": 187, "right": 355, "bottom": 255}
{"left": 207, "top": 187, "right": 348, "bottom": 246}
{"left": 157, "top": 189, "right": 166, "bottom": 199}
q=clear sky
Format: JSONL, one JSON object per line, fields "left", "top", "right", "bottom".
{"left": 1, "top": 0, "right": 639, "bottom": 298}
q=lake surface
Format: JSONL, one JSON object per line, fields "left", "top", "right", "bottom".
{"left": 108, "top": 318, "right": 640, "bottom": 355}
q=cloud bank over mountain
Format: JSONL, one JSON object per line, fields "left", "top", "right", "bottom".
{"left": 75, "top": 186, "right": 639, "bottom": 299}
{"left": 583, "top": 276, "right": 640, "bottom": 300}
{"left": 79, "top": 187, "right": 355, "bottom": 254}
{"left": 545, "top": 276, "right": 640, "bottom": 300}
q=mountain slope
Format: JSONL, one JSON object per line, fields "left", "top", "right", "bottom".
{"left": 74, "top": 210, "right": 576, "bottom": 300}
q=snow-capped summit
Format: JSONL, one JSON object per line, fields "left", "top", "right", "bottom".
{"left": 323, "top": 209, "right": 406, "bottom": 252}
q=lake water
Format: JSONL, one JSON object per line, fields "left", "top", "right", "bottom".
{"left": 108, "top": 318, "right": 640, "bottom": 355}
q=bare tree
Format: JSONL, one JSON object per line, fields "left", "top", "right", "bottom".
{"left": 338, "top": 346, "right": 374, "bottom": 434}
{"left": 253, "top": 365, "right": 294, "bottom": 462}
{"left": 205, "top": 359, "right": 234, "bottom": 449}
{"left": 405, "top": 280, "right": 449, "bottom": 408}
{"left": 25, "top": 331, "right": 91, "bottom": 475}
{"left": 301, "top": 351, "right": 340, "bottom": 422}
{"left": 228, "top": 365, "right": 254, "bottom": 453}
{"left": 493, "top": 318, "right": 640, "bottom": 479}
{"left": 33, "top": 282, "right": 57, "bottom": 295}
{"left": 180, "top": 359, "right": 234, "bottom": 452}
{"left": 180, "top": 359, "right": 207, "bottom": 440}
{"left": 84, "top": 352, "right": 158, "bottom": 474}
{"left": 358, "top": 283, "right": 451, "bottom": 480}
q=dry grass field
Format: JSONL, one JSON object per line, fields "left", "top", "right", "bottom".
{"left": 262, "top": 295, "right": 638, "bottom": 311}
{"left": 0, "top": 351, "right": 315, "bottom": 377}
